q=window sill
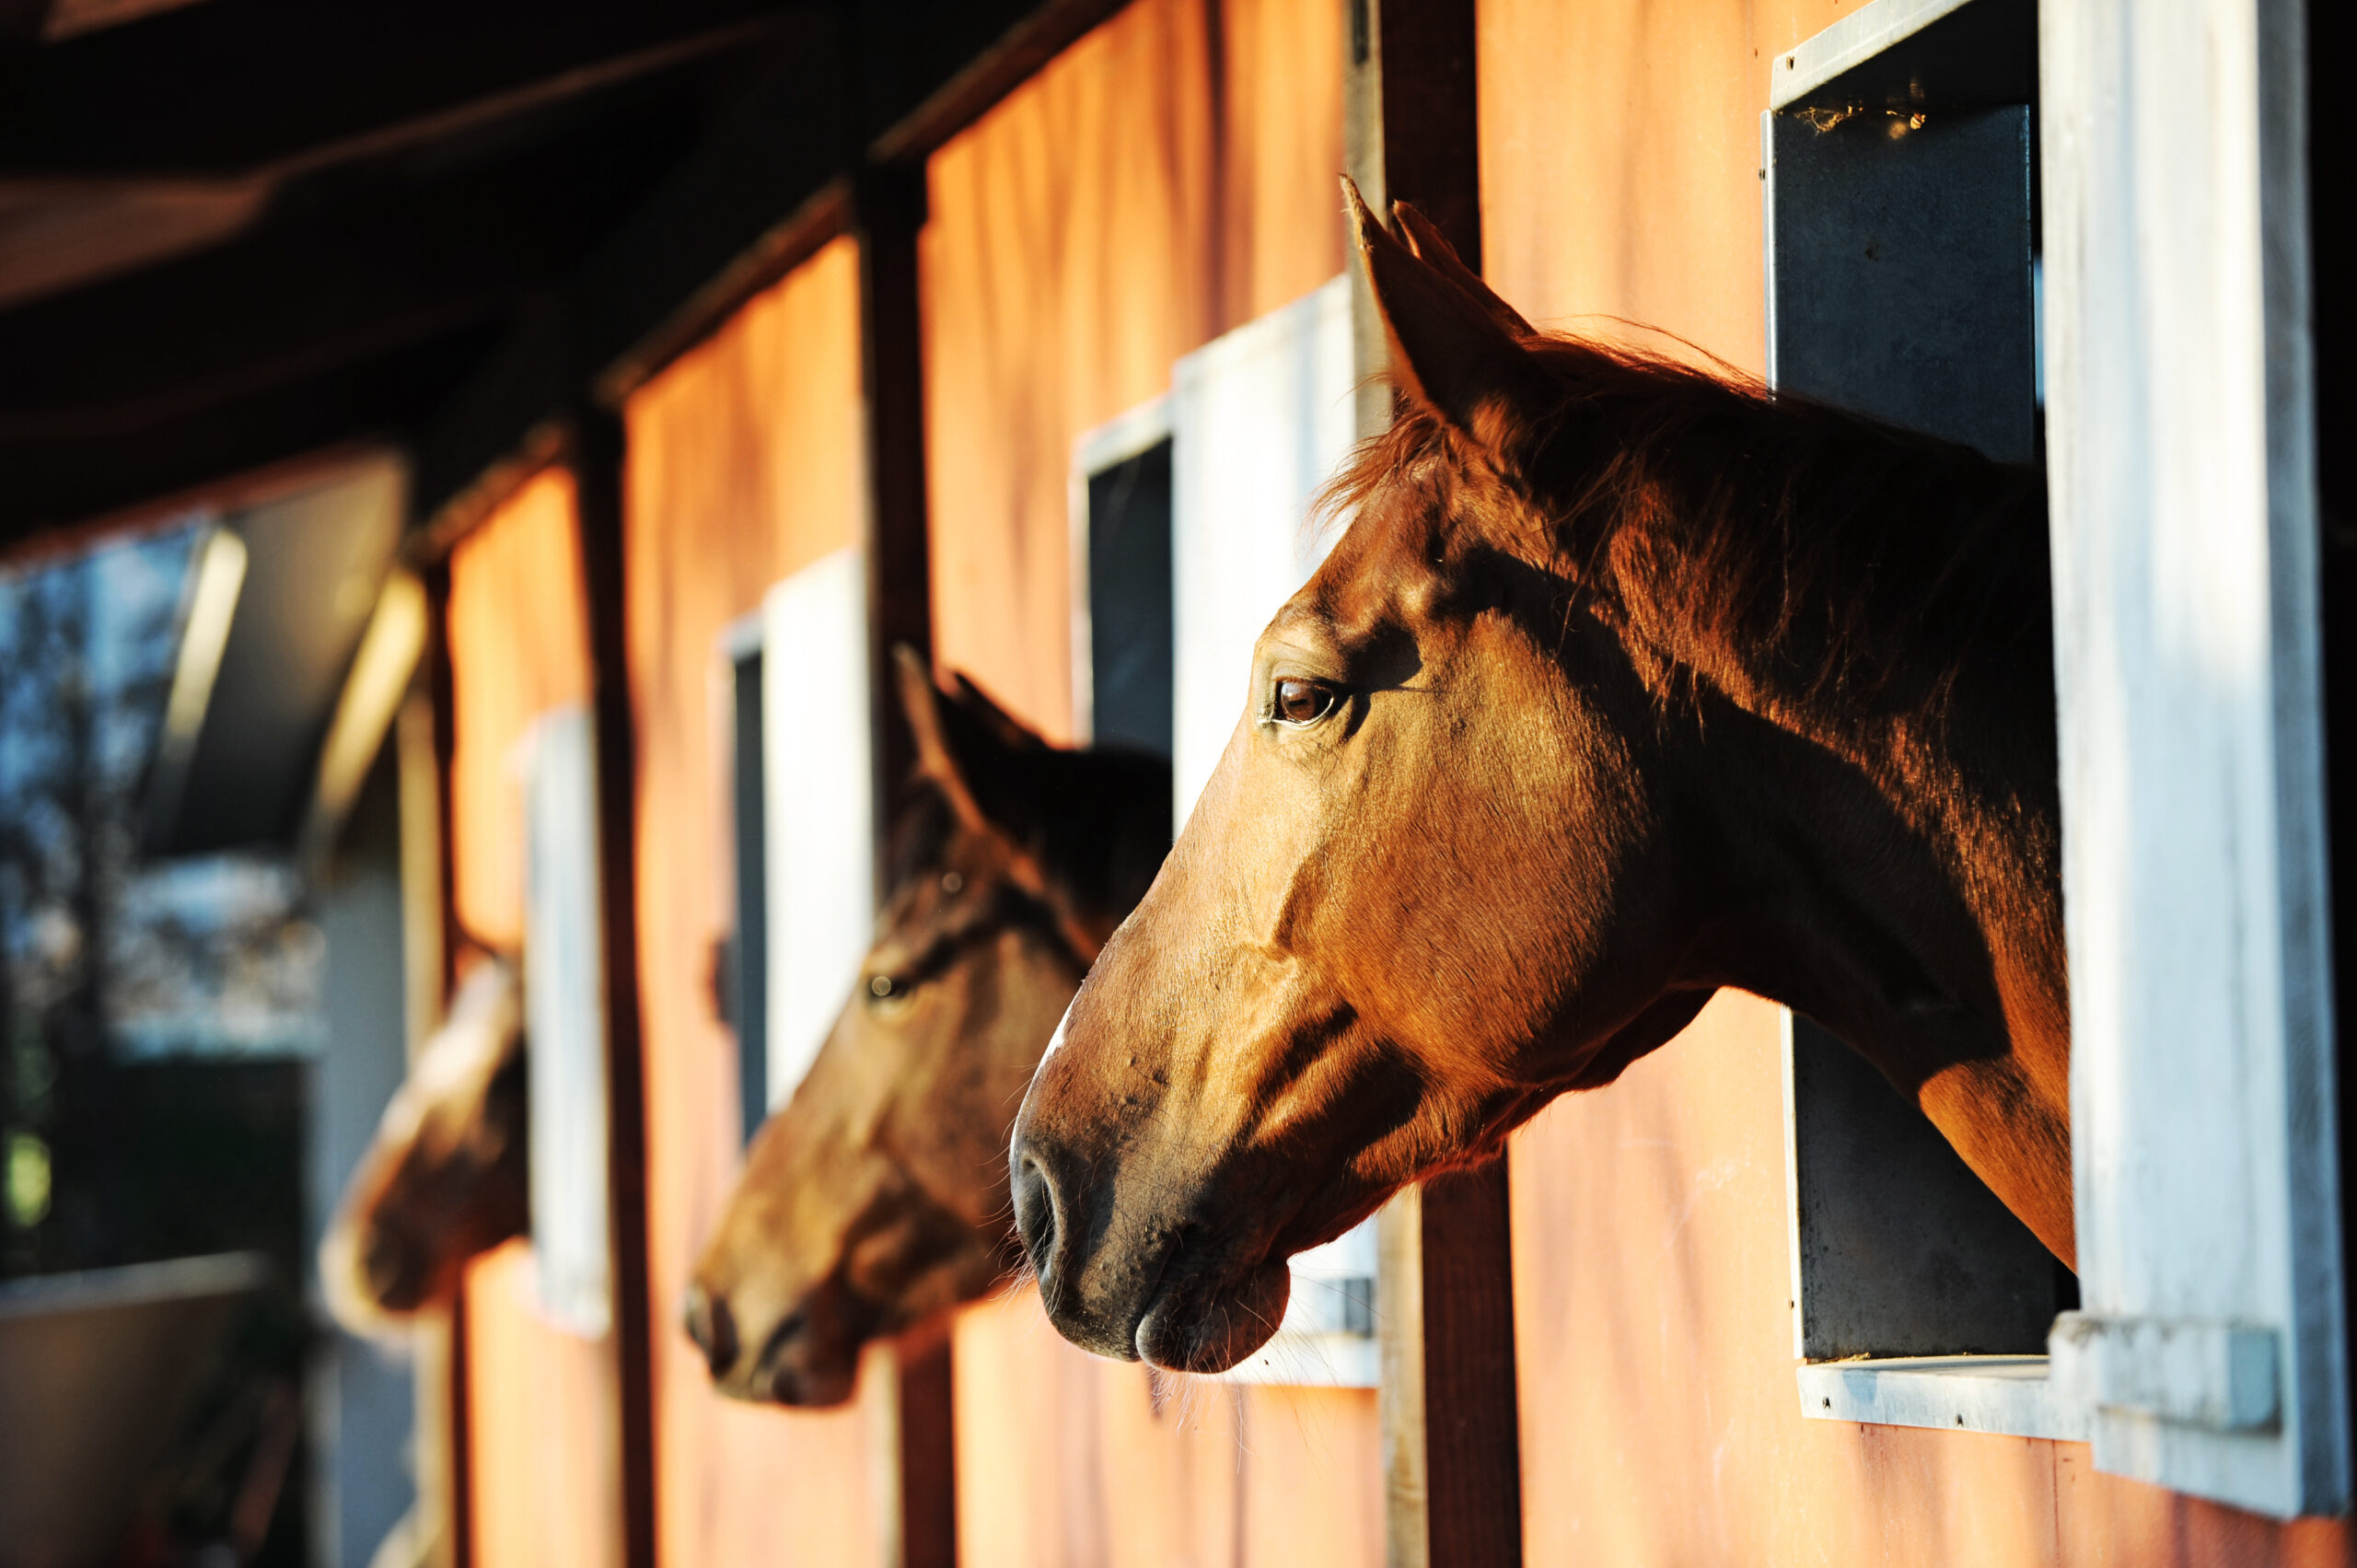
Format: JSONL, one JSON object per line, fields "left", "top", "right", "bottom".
{"left": 1797, "top": 1354, "right": 2089, "bottom": 1441}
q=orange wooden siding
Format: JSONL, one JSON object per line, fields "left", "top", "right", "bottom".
{"left": 953, "top": 1289, "right": 1382, "bottom": 1568}
{"left": 444, "top": 467, "right": 621, "bottom": 1568}
{"left": 621, "top": 236, "right": 893, "bottom": 1568}
{"left": 1480, "top": 4, "right": 2354, "bottom": 1562}
{"left": 446, "top": 467, "right": 593, "bottom": 951}
{"left": 466, "top": 1243, "right": 624, "bottom": 1568}
{"left": 922, "top": 0, "right": 1346, "bottom": 738}
{"left": 923, "top": 0, "right": 1378, "bottom": 1562}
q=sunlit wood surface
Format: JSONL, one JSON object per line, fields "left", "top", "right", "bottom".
{"left": 446, "top": 470, "right": 617, "bottom": 1568}
{"left": 623, "top": 235, "right": 894, "bottom": 1568}
{"left": 922, "top": 2, "right": 1383, "bottom": 1563}
{"left": 922, "top": 0, "right": 1346, "bottom": 740}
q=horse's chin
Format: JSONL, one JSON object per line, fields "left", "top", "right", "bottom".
{"left": 761, "top": 1361, "right": 860, "bottom": 1408}
{"left": 1133, "top": 1259, "right": 1291, "bottom": 1374}
{"left": 723, "top": 1344, "right": 859, "bottom": 1408}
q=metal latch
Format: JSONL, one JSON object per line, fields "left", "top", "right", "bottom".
{"left": 2049, "top": 1312, "right": 2282, "bottom": 1434}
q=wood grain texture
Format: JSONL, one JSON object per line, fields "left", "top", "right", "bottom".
{"left": 1344, "top": 6, "right": 1523, "bottom": 1563}
{"left": 572, "top": 405, "right": 660, "bottom": 1568}
{"left": 949, "top": 1289, "right": 1382, "bottom": 1568}
{"left": 1418, "top": 1165, "right": 1520, "bottom": 1568}
{"left": 857, "top": 163, "right": 962, "bottom": 1568}
{"left": 921, "top": 3, "right": 1375, "bottom": 1562}
{"left": 443, "top": 474, "right": 621, "bottom": 1568}
{"left": 920, "top": 0, "right": 1345, "bottom": 738}
{"left": 620, "top": 236, "right": 895, "bottom": 1568}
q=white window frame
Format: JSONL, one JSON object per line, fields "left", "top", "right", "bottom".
{"left": 521, "top": 703, "right": 611, "bottom": 1339}
{"left": 757, "top": 547, "right": 876, "bottom": 1110}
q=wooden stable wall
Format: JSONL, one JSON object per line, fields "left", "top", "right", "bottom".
{"left": 443, "top": 469, "right": 622, "bottom": 1568}
{"left": 924, "top": 0, "right": 1347, "bottom": 738}
{"left": 435, "top": 4, "right": 2357, "bottom": 1567}
{"left": 921, "top": 0, "right": 1384, "bottom": 1563}
{"left": 1478, "top": 3, "right": 2354, "bottom": 1563}
{"left": 619, "top": 236, "right": 896, "bottom": 1568}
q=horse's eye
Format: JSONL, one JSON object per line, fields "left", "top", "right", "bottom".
{"left": 1272, "top": 678, "right": 1339, "bottom": 726}
{"left": 868, "top": 974, "right": 907, "bottom": 1004}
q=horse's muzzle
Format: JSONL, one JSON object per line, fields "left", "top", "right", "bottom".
{"left": 683, "top": 1283, "right": 738, "bottom": 1380}
{"left": 1011, "top": 1138, "right": 1138, "bottom": 1358}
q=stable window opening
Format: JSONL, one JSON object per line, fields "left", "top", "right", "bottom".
{"left": 1764, "top": 0, "right": 2082, "bottom": 1440}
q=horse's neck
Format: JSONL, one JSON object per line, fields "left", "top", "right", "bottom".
{"left": 1615, "top": 415, "right": 2059, "bottom": 907}
{"left": 1621, "top": 433, "right": 2076, "bottom": 1260}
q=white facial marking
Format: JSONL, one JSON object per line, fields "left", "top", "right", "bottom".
{"left": 1040, "top": 997, "right": 1076, "bottom": 1063}
{"left": 1011, "top": 998, "right": 1079, "bottom": 1167}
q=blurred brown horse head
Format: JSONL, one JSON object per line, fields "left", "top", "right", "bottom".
{"left": 320, "top": 956, "right": 528, "bottom": 1330}
{"left": 1010, "top": 183, "right": 2073, "bottom": 1374}
{"left": 685, "top": 651, "right": 1168, "bottom": 1405}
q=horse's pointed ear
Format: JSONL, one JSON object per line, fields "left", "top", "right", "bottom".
{"left": 946, "top": 670, "right": 1046, "bottom": 757}
{"left": 1344, "top": 177, "right": 1553, "bottom": 448}
{"left": 893, "top": 644, "right": 993, "bottom": 836}
{"left": 892, "top": 645, "right": 1053, "bottom": 837}
{"left": 1387, "top": 199, "right": 1536, "bottom": 343}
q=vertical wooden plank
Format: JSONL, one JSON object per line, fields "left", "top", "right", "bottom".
{"left": 413, "top": 561, "right": 474, "bottom": 1568}
{"left": 853, "top": 164, "right": 956, "bottom": 1568}
{"left": 858, "top": 163, "right": 937, "bottom": 833}
{"left": 1415, "top": 1169, "right": 1521, "bottom": 1568}
{"left": 569, "top": 411, "right": 661, "bottom": 1568}
{"left": 1345, "top": 4, "right": 1523, "bottom": 1565}
{"left": 896, "top": 1328, "right": 958, "bottom": 1568}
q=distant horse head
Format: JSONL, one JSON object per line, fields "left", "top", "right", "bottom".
{"left": 321, "top": 957, "right": 528, "bottom": 1330}
{"left": 685, "top": 651, "right": 1169, "bottom": 1406}
{"left": 1010, "top": 182, "right": 2073, "bottom": 1374}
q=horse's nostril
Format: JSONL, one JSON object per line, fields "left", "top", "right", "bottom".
{"left": 685, "top": 1285, "right": 739, "bottom": 1378}
{"left": 1012, "top": 1152, "right": 1059, "bottom": 1279}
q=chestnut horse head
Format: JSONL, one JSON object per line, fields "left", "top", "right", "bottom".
{"left": 320, "top": 956, "right": 528, "bottom": 1330}
{"left": 1010, "top": 183, "right": 2073, "bottom": 1374}
{"left": 685, "top": 651, "right": 1169, "bottom": 1405}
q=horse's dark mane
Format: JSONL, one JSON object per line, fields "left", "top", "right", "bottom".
{"left": 1324, "top": 332, "right": 2052, "bottom": 743}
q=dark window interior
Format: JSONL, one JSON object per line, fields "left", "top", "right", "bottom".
{"left": 1086, "top": 439, "right": 1175, "bottom": 759}
{"left": 1769, "top": 0, "right": 2073, "bottom": 1360}
{"left": 725, "top": 647, "right": 767, "bottom": 1147}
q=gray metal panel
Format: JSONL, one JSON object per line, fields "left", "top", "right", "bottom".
{"left": 1787, "top": 1018, "right": 2061, "bottom": 1358}
{"left": 1769, "top": 105, "right": 2037, "bottom": 463}
{"left": 309, "top": 767, "right": 414, "bottom": 1568}
{"left": 148, "top": 460, "right": 403, "bottom": 856}
{"left": 0, "top": 1255, "right": 263, "bottom": 1568}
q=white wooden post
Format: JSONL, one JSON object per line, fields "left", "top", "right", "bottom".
{"left": 2041, "top": 0, "right": 2349, "bottom": 1516}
